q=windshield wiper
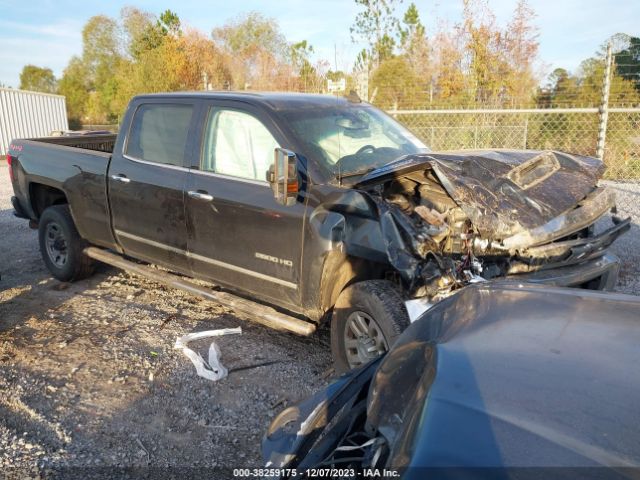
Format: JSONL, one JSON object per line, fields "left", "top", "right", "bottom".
{"left": 335, "top": 167, "right": 376, "bottom": 179}
{"left": 337, "top": 153, "right": 413, "bottom": 180}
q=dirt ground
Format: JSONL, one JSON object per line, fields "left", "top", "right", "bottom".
{"left": 0, "top": 161, "right": 332, "bottom": 478}
{"left": 1, "top": 160, "right": 639, "bottom": 478}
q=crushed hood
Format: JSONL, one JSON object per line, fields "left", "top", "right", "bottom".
{"left": 357, "top": 150, "right": 605, "bottom": 239}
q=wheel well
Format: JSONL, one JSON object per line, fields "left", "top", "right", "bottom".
{"left": 319, "top": 253, "right": 389, "bottom": 316}
{"left": 30, "top": 183, "right": 68, "bottom": 219}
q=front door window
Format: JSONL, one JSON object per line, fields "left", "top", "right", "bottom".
{"left": 201, "top": 108, "right": 279, "bottom": 181}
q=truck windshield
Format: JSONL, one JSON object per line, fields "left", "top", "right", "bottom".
{"left": 282, "top": 104, "right": 429, "bottom": 178}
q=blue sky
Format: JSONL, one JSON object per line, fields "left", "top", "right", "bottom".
{"left": 0, "top": 0, "right": 638, "bottom": 87}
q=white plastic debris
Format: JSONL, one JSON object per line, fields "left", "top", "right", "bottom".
{"left": 174, "top": 327, "right": 242, "bottom": 382}
{"left": 404, "top": 297, "right": 434, "bottom": 323}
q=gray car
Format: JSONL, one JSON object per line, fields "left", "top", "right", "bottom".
{"left": 263, "top": 282, "right": 640, "bottom": 478}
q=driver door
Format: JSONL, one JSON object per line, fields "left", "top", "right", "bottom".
{"left": 185, "top": 101, "right": 306, "bottom": 310}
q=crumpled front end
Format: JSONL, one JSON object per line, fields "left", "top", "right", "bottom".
{"left": 357, "top": 150, "right": 631, "bottom": 302}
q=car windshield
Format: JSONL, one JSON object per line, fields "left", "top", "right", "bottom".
{"left": 281, "top": 103, "right": 430, "bottom": 178}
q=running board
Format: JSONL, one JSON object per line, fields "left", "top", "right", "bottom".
{"left": 83, "top": 247, "right": 317, "bottom": 336}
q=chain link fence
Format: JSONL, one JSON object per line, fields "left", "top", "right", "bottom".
{"left": 392, "top": 108, "right": 640, "bottom": 178}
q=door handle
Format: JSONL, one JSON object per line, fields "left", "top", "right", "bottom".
{"left": 187, "top": 190, "right": 214, "bottom": 202}
{"left": 111, "top": 174, "right": 131, "bottom": 183}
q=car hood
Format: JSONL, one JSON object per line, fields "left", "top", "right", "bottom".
{"left": 367, "top": 283, "right": 640, "bottom": 470}
{"left": 357, "top": 149, "right": 606, "bottom": 239}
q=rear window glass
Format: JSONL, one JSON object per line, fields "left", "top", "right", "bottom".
{"left": 126, "top": 104, "right": 193, "bottom": 166}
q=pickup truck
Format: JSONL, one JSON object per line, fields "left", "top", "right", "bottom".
{"left": 7, "top": 92, "right": 630, "bottom": 372}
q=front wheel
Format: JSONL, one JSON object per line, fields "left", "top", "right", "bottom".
{"left": 38, "top": 205, "right": 95, "bottom": 282}
{"left": 330, "top": 280, "right": 410, "bottom": 373}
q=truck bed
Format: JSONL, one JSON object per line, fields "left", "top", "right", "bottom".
{"left": 28, "top": 133, "right": 117, "bottom": 154}
{"left": 9, "top": 134, "right": 117, "bottom": 250}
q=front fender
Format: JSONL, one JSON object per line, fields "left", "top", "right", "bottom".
{"left": 300, "top": 190, "right": 390, "bottom": 319}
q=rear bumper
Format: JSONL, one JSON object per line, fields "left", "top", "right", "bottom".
{"left": 507, "top": 252, "right": 620, "bottom": 291}
{"left": 11, "top": 196, "right": 29, "bottom": 219}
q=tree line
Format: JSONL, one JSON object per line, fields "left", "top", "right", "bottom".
{"left": 15, "top": 1, "right": 640, "bottom": 127}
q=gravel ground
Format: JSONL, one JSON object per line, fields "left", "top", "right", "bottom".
{"left": 0, "top": 161, "right": 332, "bottom": 478}
{"left": 600, "top": 181, "right": 640, "bottom": 296}
{"left": 0, "top": 160, "right": 638, "bottom": 478}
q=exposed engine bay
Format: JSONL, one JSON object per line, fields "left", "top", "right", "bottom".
{"left": 355, "top": 150, "right": 631, "bottom": 301}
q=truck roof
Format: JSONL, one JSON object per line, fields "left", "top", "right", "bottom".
{"left": 131, "top": 91, "right": 359, "bottom": 111}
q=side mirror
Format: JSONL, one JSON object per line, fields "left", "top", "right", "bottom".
{"left": 267, "top": 148, "right": 299, "bottom": 206}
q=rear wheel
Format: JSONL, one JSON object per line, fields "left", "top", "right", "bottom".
{"left": 38, "top": 205, "right": 94, "bottom": 282}
{"left": 331, "top": 280, "right": 409, "bottom": 373}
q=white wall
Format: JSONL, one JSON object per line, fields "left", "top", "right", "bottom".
{"left": 0, "top": 88, "right": 68, "bottom": 156}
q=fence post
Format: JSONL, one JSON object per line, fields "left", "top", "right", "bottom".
{"left": 596, "top": 43, "right": 613, "bottom": 160}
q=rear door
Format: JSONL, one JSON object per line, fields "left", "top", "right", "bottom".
{"left": 185, "top": 101, "right": 306, "bottom": 309}
{"left": 109, "top": 100, "right": 198, "bottom": 271}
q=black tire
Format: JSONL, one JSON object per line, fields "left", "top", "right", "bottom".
{"left": 38, "top": 205, "right": 94, "bottom": 282}
{"left": 330, "top": 280, "right": 410, "bottom": 374}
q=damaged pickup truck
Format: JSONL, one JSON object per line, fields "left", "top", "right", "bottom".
{"left": 7, "top": 92, "right": 630, "bottom": 371}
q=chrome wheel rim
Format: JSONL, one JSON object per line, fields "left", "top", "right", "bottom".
{"left": 344, "top": 311, "right": 389, "bottom": 369}
{"left": 44, "top": 222, "right": 68, "bottom": 268}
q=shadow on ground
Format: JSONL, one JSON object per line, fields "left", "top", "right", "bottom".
{"left": 0, "top": 206, "right": 332, "bottom": 475}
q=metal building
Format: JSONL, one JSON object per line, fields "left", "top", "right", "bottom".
{"left": 0, "top": 87, "right": 68, "bottom": 156}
